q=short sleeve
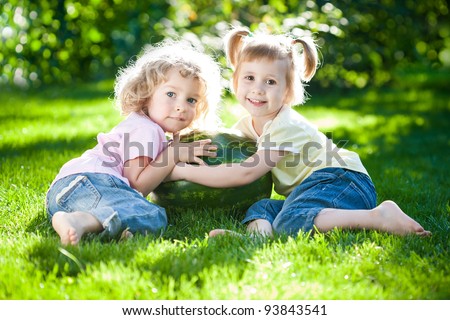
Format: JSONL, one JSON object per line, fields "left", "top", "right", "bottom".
{"left": 122, "top": 124, "right": 166, "bottom": 162}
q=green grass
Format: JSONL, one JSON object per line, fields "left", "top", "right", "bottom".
{"left": 0, "top": 72, "right": 449, "bottom": 300}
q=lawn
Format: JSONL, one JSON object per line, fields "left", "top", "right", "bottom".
{"left": 0, "top": 70, "right": 449, "bottom": 300}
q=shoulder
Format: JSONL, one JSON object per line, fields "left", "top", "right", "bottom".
{"left": 118, "top": 112, "right": 163, "bottom": 133}
{"left": 112, "top": 112, "right": 167, "bottom": 146}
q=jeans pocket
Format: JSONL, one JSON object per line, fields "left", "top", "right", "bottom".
{"left": 56, "top": 175, "right": 101, "bottom": 212}
{"left": 332, "top": 181, "right": 373, "bottom": 209}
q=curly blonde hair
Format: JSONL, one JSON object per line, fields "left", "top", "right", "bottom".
{"left": 114, "top": 40, "right": 222, "bottom": 130}
{"left": 224, "top": 26, "right": 318, "bottom": 106}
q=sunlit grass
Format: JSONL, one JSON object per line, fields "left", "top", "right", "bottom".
{"left": 0, "top": 74, "right": 449, "bottom": 299}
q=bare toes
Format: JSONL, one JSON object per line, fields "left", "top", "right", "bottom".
{"left": 378, "top": 201, "right": 431, "bottom": 236}
{"left": 417, "top": 230, "right": 432, "bottom": 237}
{"left": 208, "top": 229, "right": 229, "bottom": 237}
{"left": 68, "top": 228, "right": 80, "bottom": 245}
{"left": 208, "top": 229, "right": 246, "bottom": 238}
{"left": 52, "top": 212, "right": 81, "bottom": 246}
{"left": 120, "top": 229, "right": 134, "bottom": 241}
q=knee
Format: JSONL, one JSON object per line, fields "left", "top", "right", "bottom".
{"left": 129, "top": 205, "right": 168, "bottom": 235}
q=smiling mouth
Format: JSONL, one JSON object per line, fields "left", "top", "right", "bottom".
{"left": 247, "top": 98, "right": 267, "bottom": 106}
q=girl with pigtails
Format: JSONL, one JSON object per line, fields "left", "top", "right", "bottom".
{"left": 169, "top": 26, "right": 431, "bottom": 238}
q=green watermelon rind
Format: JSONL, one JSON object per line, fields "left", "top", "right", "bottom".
{"left": 150, "top": 174, "right": 272, "bottom": 210}
{"left": 150, "top": 129, "right": 273, "bottom": 211}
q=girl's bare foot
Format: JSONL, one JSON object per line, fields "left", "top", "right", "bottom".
{"left": 209, "top": 219, "right": 274, "bottom": 239}
{"left": 120, "top": 229, "right": 134, "bottom": 241}
{"left": 209, "top": 229, "right": 243, "bottom": 238}
{"left": 52, "top": 211, "right": 103, "bottom": 245}
{"left": 376, "top": 201, "right": 431, "bottom": 236}
{"left": 209, "top": 225, "right": 273, "bottom": 240}
{"left": 247, "top": 219, "right": 274, "bottom": 237}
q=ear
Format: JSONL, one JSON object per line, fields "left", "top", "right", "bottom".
{"left": 224, "top": 27, "right": 251, "bottom": 69}
{"left": 292, "top": 38, "right": 318, "bottom": 82}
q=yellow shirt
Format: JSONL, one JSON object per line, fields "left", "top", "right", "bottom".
{"left": 233, "top": 106, "right": 369, "bottom": 196}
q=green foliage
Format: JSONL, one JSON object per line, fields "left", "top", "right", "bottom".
{"left": 1, "top": 0, "right": 449, "bottom": 89}
{"left": 1, "top": 0, "right": 170, "bottom": 87}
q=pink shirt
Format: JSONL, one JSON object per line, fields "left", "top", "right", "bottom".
{"left": 53, "top": 112, "right": 167, "bottom": 186}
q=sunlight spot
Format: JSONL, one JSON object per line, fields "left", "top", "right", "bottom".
{"left": 102, "top": 273, "right": 113, "bottom": 281}
{"left": 228, "top": 285, "right": 239, "bottom": 295}
{"left": 152, "top": 288, "right": 158, "bottom": 293}
{"left": 344, "top": 275, "right": 349, "bottom": 280}
{"left": 2, "top": 26, "right": 14, "bottom": 38}
{"left": 312, "top": 117, "right": 339, "bottom": 128}
{"left": 15, "top": 44, "right": 23, "bottom": 53}
{"left": 415, "top": 117, "right": 425, "bottom": 126}
{"left": 282, "top": 261, "right": 292, "bottom": 269}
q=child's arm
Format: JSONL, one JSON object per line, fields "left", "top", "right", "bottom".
{"left": 171, "top": 149, "right": 286, "bottom": 188}
{"left": 124, "top": 139, "right": 216, "bottom": 196}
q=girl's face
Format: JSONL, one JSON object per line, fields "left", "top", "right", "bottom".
{"left": 147, "top": 67, "right": 202, "bottom": 133}
{"left": 235, "top": 58, "right": 288, "bottom": 122}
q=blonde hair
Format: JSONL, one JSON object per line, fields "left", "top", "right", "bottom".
{"left": 224, "top": 26, "right": 318, "bottom": 106}
{"left": 114, "top": 40, "right": 222, "bottom": 130}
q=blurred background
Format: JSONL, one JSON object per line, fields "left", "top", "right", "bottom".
{"left": 1, "top": 0, "right": 449, "bottom": 92}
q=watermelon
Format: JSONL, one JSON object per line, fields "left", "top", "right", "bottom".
{"left": 150, "top": 129, "right": 273, "bottom": 211}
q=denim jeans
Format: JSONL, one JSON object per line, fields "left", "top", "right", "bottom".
{"left": 242, "top": 168, "right": 377, "bottom": 236}
{"left": 46, "top": 173, "right": 167, "bottom": 239}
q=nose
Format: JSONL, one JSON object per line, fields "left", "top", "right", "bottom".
{"left": 176, "top": 102, "right": 185, "bottom": 112}
{"left": 252, "top": 82, "right": 264, "bottom": 95}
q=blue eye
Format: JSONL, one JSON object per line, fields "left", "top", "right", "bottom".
{"left": 187, "top": 98, "right": 197, "bottom": 104}
{"left": 166, "top": 92, "right": 175, "bottom": 97}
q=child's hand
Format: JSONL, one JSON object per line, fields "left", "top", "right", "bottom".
{"left": 171, "top": 133, "right": 217, "bottom": 165}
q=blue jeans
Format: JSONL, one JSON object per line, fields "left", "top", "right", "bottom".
{"left": 242, "top": 168, "right": 377, "bottom": 236}
{"left": 46, "top": 173, "right": 167, "bottom": 239}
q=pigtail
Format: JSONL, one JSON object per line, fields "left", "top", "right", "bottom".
{"left": 293, "top": 38, "right": 318, "bottom": 82}
{"left": 224, "top": 27, "right": 251, "bottom": 69}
